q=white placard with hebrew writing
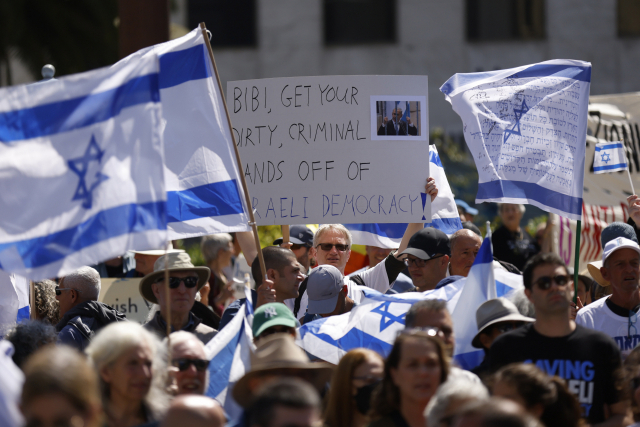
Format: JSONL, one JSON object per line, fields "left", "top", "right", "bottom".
{"left": 227, "top": 76, "right": 430, "bottom": 225}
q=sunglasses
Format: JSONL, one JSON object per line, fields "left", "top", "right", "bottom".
{"left": 316, "top": 243, "right": 349, "bottom": 252}
{"left": 494, "top": 322, "right": 523, "bottom": 334}
{"left": 533, "top": 274, "right": 570, "bottom": 290}
{"left": 55, "top": 286, "right": 78, "bottom": 296}
{"left": 172, "top": 358, "right": 209, "bottom": 372}
{"left": 405, "top": 254, "right": 445, "bottom": 268}
{"left": 157, "top": 276, "right": 199, "bottom": 289}
{"left": 290, "top": 243, "right": 310, "bottom": 251}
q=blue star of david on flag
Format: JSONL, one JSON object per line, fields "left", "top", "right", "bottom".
{"left": 594, "top": 141, "right": 628, "bottom": 174}
{"left": 371, "top": 301, "right": 406, "bottom": 332}
{"left": 68, "top": 135, "right": 109, "bottom": 209}
{"left": 600, "top": 152, "right": 610, "bottom": 164}
{"left": 503, "top": 98, "right": 529, "bottom": 143}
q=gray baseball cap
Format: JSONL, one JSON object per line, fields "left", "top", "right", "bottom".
{"left": 306, "top": 265, "right": 344, "bottom": 315}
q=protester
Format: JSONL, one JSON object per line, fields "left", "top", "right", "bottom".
{"left": 455, "top": 199, "right": 478, "bottom": 223}
{"left": 160, "top": 395, "right": 225, "bottom": 427}
{"left": 201, "top": 233, "right": 236, "bottom": 316}
{"left": 369, "top": 331, "right": 449, "bottom": 427}
{"left": 247, "top": 378, "right": 322, "bottom": 427}
{"left": 220, "top": 246, "right": 305, "bottom": 328}
{"left": 492, "top": 363, "right": 582, "bottom": 427}
{"left": 140, "top": 252, "right": 216, "bottom": 343}
{"left": 587, "top": 222, "right": 638, "bottom": 287}
{"left": 5, "top": 320, "right": 58, "bottom": 368}
{"left": 448, "top": 229, "right": 482, "bottom": 277}
{"left": 85, "top": 322, "right": 168, "bottom": 427}
{"left": 290, "top": 178, "right": 438, "bottom": 318}
{"left": 33, "top": 279, "right": 60, "bottom": 325}
{"left": 55, "top": 266, "right": 126, "bottom": 350}
{"left": 568, "top": 267, "right": 594, "bottom": 307}
{"left": 348, "top": 245, "right": 414, "bottom": 293}
{"left": 492, "top": 203, "right": 539, "bottom": 271}
{"left": 274, "top": 224, "right": 315, "bottom": 274}
{"left": 21, "top": 346, "right": 102, "bottom": 427}
{"left": 302, "top": 265, "right": 355, "bottom": 324}
{"left": 424, "top": 377, "right": 489, "bottom": 427}
{"left": 488, "top": 252, "right": 627, "bottom": 426}
{"left": 252, "top": 302, "right": 298, "bottom": 343}
{"left": 461, "top": 221, "right": 482, "bottom": 237}
{"left": 324, "top": 348, "right": 384, "bottom": 427}
{"left": 399, "top": 227, "right": 451, "bottom": 292}
{"left": 404, "top": 299, "right": 481, "bottom": 383}
{"left": 470, "top": 298, "right": 533, "bottom": 378}
{"left": 576, "top": 237, "right": 640, "bottom": 359}
{"left": 166, "top": 331, "right": 209, "bottom": 396}
{"left": 231, "top": 334, "right": 333, "bottom": 409}
{"left": 450, "top": 398, "right": 541, "bottom": 427}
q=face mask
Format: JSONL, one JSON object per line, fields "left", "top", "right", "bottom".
{"left": 354, "top": 381, "right": 381, "bottom": 415}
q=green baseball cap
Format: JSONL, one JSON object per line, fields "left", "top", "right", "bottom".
{"left": 252, "top": 303, "right": 299, "bottom": 338}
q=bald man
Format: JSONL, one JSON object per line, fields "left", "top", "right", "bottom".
{"left": 448, "top": 229, "right": 482, "bottom": 277}
{"left": 161, "top": 395, "right": 225, "bottom": 427}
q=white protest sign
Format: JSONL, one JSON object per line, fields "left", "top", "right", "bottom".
{"left": 227, "top": 76, "right": 430, "bottom": 225}
{"left": 441, "top": 60, "right": 591, "bottom": 221}
{"left": 98, "top": 278, "right": 151, "bottom": 324}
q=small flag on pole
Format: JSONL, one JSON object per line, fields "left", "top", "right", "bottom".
{"left": 593, "top": 141, "right": 628, "bottom": 173}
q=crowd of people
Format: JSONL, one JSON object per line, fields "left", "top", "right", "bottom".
{"left": 4, "top": 188, "right": 640, "bottom": 427}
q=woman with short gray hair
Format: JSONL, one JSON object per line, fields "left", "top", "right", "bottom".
{"left": 201, "top": 233, "right": 235, "bottom": 316}
{"left": 493, "top": 203, "right": 539, "bottom": 271}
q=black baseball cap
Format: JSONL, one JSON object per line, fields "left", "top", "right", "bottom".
{"left": 399, "top": 227, "right": 451, "bottom": 260}
{"left": 273, "top": 225, "right": 314, "bottom": 247}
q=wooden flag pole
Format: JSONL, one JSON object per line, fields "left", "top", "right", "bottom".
{"left": 29, "top": 281, "right": 36, "bottom": 320}
{"left": 199, "top": 23, "right": 267, "bottom": 280}
{"left": 282, "top": 225, "right": 290, "bottom": 247}
{"left": 627, "top": 168, "right": 636, "bottom": 196}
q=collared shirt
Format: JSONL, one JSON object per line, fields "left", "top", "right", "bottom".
{"left": 144, "top": 311, "right": 217, "bottom": 344}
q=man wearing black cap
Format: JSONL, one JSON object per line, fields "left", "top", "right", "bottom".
{"left": 399, "top": 227, "right": 451, "bottom": 292}
{"left": 274, "top": 225, "right": 314, "bottom": 274}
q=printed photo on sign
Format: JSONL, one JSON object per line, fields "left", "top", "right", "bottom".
{"left": 370, "top": 96, "right": 427, "bottom": 141}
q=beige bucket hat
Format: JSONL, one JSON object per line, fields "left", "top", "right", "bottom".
{"left": 139, "top": 252, "right": 210, "bottom": 304}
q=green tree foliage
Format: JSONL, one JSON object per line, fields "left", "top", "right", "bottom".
{"left": 0, "top": 0, "right": 118, "bottom": 86}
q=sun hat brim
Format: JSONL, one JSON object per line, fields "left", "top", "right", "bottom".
{"left": 139, "top": 267, "right": 210, "bottom": 304}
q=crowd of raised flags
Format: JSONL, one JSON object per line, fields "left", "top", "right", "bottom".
{"left": 8, "top": 21, "right": 640, "bottom": 427}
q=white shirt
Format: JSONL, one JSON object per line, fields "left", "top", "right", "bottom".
{"left": 576, "top": 295, "right": 639, "bottom": 360}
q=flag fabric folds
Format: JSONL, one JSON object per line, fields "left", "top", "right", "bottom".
{"left": 148, "top": 28, "right": 250, "bottom": 239}
{"left": 593, "top": 141, "right": 628, "bottom": 173}
{"left": 0, "top": 270, "right": 30, "bottom": 337}
{"left": 297, "top": 267, "right": 522, "bottom": 365}
{"left": 205, "top": 287, "right": 254, "bottom": 420}
{"left": 345, "top": 145, "right": 462, "bottom": 248}
{"left": 0, "top": 53, "right": 167, "bottom": 281}
{"left": 441, "top": 60, "right": 591, "bottom": 221}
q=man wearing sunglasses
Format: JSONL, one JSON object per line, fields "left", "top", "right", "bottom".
{"left": 166, "top": 331, "right": 210, "bottom": 395}
{"left": 55, "top": 266, "right": 126, "bottom": 350}
{"left": 488, "top": 253, "right": 627, "bottom": 427}
{"left": 140, "top": 252, "right": 217, "bottom": 344}
{"left": 577, "top": 237, "right": 640, "bottom": 361}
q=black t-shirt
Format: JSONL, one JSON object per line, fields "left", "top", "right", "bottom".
{"left": 491, "top": 225, "right": 539, "bottom": 271}
{"left": 488, "top": 323, "right": 623, "bottom": 424}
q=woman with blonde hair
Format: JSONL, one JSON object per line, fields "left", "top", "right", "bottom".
{"left": 85, "top": 322, "right": 168, "bottom": 427}
{"left": 324, "top": 348, "right": 384, "bottom": 427}
{"left": 369, "top": 331, "right": 449, "bottom": 427}
{"left": 21, "top": 345, "right": 103, "bottom": 427}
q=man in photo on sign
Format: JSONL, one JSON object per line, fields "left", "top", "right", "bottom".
{"left": 377, "top": 107, "right": 418, "bottom": 136}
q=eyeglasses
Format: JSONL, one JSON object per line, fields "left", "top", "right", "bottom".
{"left": 291, "top": 243, "right": 310, "bottom": 251}
{"left": 55, "top": 286, "right": 79, "bottom": 296}
{"left": 533, "top": 274, "right": 570, "bottom": 290}
{"left": 316, "top": 243, "right": 349, "bottom": 252}
{"left": 401, "top": 326, "right": 452, "bottom": 339}
{"left": 494, "top": 322, "right": 523, "bottom": 334}
{"left": 157, "top": 276, "right": 199, "bottom": 289}
{"left": 172, "top": 358, "right": 209, "bottom": 372}
{"left": 629, "top": 311, "right": 638, "bottom": 338}
{"left": 405, "top": 255, "right": 445, "bottom": 268}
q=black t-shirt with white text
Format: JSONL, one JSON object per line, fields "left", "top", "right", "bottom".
{"left": 488, "top": 323, "right": 623, "bottom": 424}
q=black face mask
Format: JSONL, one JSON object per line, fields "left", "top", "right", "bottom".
{"left": 354, "top": 381, "right": 381, "bottom": 415}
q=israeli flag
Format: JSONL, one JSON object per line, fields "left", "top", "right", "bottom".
{"left": 441, "top": 60, "right": 591, "bottom": 221}
{"left": 205, "top": 287, "right": 254, "bottom": 420}
{"left": 145, "top": 28, "right": 250, "bottom": 239}
{"left": 345, "top": 145, "right": 462, "bottom": 248}
{"left": 297, "top": 267, "right": 523, "bottom": 366}
{"left": 401, "top": 101, "right": 410, "bottom": 123}
{"left": 0, "top": 51, "right": 167, "bottom": 280}
{"left": 593, "top": 141, "right": 628, "bottom": 173}
{"left": 0, "top": 270, "right": 30, "bottom": 337}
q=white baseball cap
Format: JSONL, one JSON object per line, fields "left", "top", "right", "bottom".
{"left": 602, "top": 237, "right": 640, "bottom": 263}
